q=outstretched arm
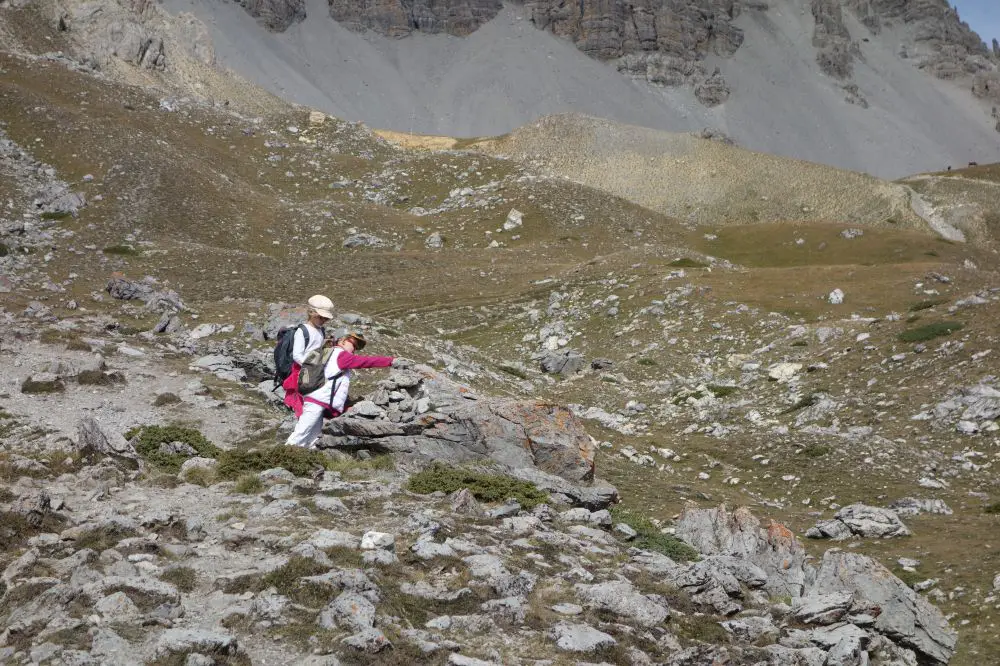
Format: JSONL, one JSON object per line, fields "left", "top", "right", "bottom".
{"left": 336, "top": 350, "right": 394, "bottom": 370}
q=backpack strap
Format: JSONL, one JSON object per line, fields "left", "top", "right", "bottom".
{"left": 327, "top": 371, "right": 345, "bottom": 412}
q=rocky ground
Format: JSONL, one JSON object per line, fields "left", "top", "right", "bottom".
{"left": 1, "top": 28, "right": 1000, "bottom": 666}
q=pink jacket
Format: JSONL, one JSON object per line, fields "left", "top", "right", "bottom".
{"left": 283, "top": 351, "right": 394, "bottom": 418}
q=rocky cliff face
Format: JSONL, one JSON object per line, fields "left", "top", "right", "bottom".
{"left": 236, "top": 0, "right": 305, "bottom": 32}
{"left": 328, "top": 0, "right": 503, "bottom": 37}
{"left": 307, "top": 0, "right": 999, "bottom": 110}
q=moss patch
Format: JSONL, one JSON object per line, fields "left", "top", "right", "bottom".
{"left": 898, "top": 321, "right": 964, "bottom": 343}
{"left": 407, "top": 463, "right": 548, "bottom": 509}
{"left": 909, "top": 298, "right": 948, "bottom": 312}
{"left": 498, "top": 364, "right": 529, "bottom": 380}
{"left": 126, "top": 425, "right": 219, "bottom": 473}
{"left": 102, "top": 244, "right": 141, "bottom": 256}
{"left": 668, "top": 257, "right": 709, "bottom": 268}
{"left": 708, "top": 384, "right": 738, "bottom": 398}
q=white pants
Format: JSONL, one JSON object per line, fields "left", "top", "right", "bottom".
{"left": 286, "top": 401, "right": 326, "bottom": 448}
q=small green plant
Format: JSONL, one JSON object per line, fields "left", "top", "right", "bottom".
{"left": 258, "top": 556, "right": 331, "bottom": 606}
{"left": 125, "top": 425, "right": 219, "bottom": 473}
{"left": 153, "top": 392, "right": 181, "bottom": 407}
{"left": 908, "top": 298, "right": 948, "bottom": 312}
{"left": 215, "top": 446, "right": 328, "bottom": 480}
{"left": 233, "top": 473, "right": 264, "bottom": 494}
{"left": 65, "top": 339, "right": 93, "bottom": 352}
{"left": 77, "top": 370, "right": 120, "bottom": 386}
{"left": 160, "top": 567, "right": 197, "bottom": 593}
{"left": 182, "top": 465, "right": 216, "bottom": 487}
{"left": 498, "top": 364, "right": 529, "bottom": 380}
{"left": 781, "top": 393, "right": 821, "bottom": 415}
{"left": 375, "top": 326, "right": 400, "bottom": 337}
{"left": 892, "top": 567, "right": 923, "bottom": 589}
{"left": 983, "top": 502, "right": 1000, "bottom": 515}
{"left": 669, "top": 258, "right": 708, "bottom": 268}
{"left": 0, "top": 242, "right": 8, "bottom": 257}
{"left": 610, "top": 506, "right": 699, "bottom": 562}
{"left": 791, "top": 340, "right": 808, "bottom": 347}
{"left": 74, "top": 524, "right": 138, "bottom": 551}
{"left": 40, "top": 211, "right": 71, "bottom": 220}
{"left": 637, "top": 358, "right": 658, "bottom": 367}
{"left": 707, "top": 385, "right": 738, "bottom": 398}
{"left": 102, "top": 244, "right": 141, "bottom": 257}
{"left": 800, "top": 443, "right": 832, "bottom": 458}
{"left": 898, "top": 321, "right": 964, "bottom": 343}
{"left": 407, "top": 463, "right": 548, "bottom": 509}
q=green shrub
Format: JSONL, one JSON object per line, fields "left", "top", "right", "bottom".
{"left": 215, "top": 445, "right": 328, "bottom": 480}
{"left": 983, "top": 502, "right": 1000, "bottom": 515}
{"left": 708, "top": 384, "right": 738, "bottom": 398}
{"left": 160, "top": 567, "right": 197, "bottom": 593}
{"left": 781, "top": 393, "right": 821, "bottom": 415}
{"left": 74, "top": 524, "right": 137, "bottom": 551}
{"left": 498, "top": 364, "right": 529, "bottom": 380}
{"left": 669, "top": 258, "right": 708, "bottom": 269}
{"left": 407, "top": 463, "right": 548, "bottom": 509}
{"left": 233, "top": 473, "right": 264, "bottom": 494}
{"left": 637, "top": 358, "right": 658, "bottom": 367}
{"left": 609, "top": 506, "right": 699, "bottom": 562}
{"left": 791, "top": 340, "right": 808, "bottom": 347}
{"left": 0, "top": 243, "right": 8, "bottom": 257}
{"left": 77, "top": 370, "right": 122, "bottom": 386}
{"left": 102, "top": 245, "right": 141, "bottom": 256}
{"left": 153, "top": 392, "right": 181, "bottom": 407}
{"left": 125, "top": 425, "right": 219, "bottom": 473}
{"left": 898, "top": 321, "right": 964, "bottom": 343}
{"left": 259, "top": 556, "right": 331, "bottom": 606}
{"left": 892, "top": 567, "right": 923, "bottom": 589}
{"left": 40, "top": 211, "right": 71, "bottom": 220}
{"left": 800, "top": 443, "right": 831, "bottom": 458}
{"left": 908, "top": 299, "right": 948, "bottom": 312}
{"left": 182, "top": 466, "right": 216, "bottom": 487}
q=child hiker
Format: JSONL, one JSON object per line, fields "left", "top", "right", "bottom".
{"left": 286, "top": 331, "right": 395, "bottom": 448}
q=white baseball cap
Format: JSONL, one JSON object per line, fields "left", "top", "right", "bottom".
{"left": 307, "top": 294, "right": 335, "bottom": 319}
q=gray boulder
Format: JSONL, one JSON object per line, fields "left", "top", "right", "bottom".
{"left": 343, "top": 233, "right": 386, "bottom": 248}
{"left": 793, "top": 592, "right": 854, "bottom": 625}
{"left": 536, "top": 349, "right": 586, "bottom": 376}
{"left": 675, "top": 504, "right": 808, "bottom": 598}
{"left": 810, "top": 550, "right": 956, "bottom": 665}
{"left": 806, "top": 504, "right": 910, "bottom": 540}
{"left": 550, "top": 621, "right": 616, "bottom": 652}
{"left": 574, "top": 580, "right": 668, "bottom": 627}
{"left": 888, "top": 498, "right": 953, "bottom": 517}
{"left": 76, "top": 417, "right": 141, "bottom": 468}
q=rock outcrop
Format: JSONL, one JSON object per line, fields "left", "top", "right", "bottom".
{"left": 328, "top": 0, "right": 502, "bottom": 37}
{"left": 318, "top": 365, "right": 616, "bottom": 507}
{"left": 236, "top": 0, "right": 305, "bottom": 31}
{"left": 53, "top": 0, "right": 215, "bottom": 72}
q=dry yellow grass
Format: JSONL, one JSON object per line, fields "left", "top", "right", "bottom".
{"left": 474, "top": 113, "right": 928, "bottom": 231}
{"left": 373, "top": 129, "right": 460, "bottom": 151}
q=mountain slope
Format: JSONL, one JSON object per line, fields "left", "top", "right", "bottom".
{"left": 147, "top": 0, "right": 1000, "bottom": 177}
